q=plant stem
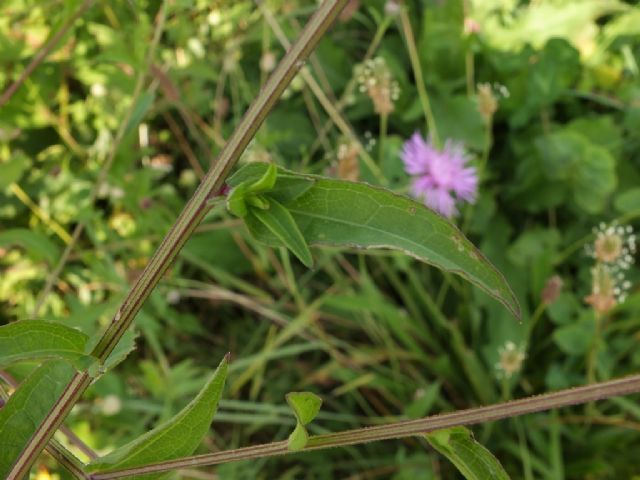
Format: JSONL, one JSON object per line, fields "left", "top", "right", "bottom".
{"left": 398, "top": 3, "right": 439, "bottom": 147}
{"left": 92, "top": 373, "right": 640, "bottom": 479}
{"left": 6, "top": 2, "right": 349, "bottom": 478}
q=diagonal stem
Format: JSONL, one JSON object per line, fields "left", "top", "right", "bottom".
{"left": 92, "top": 373, "right": 640, "bottom": 479}
{"left": 5, "top": 2, "right": 349, "bottom": 478}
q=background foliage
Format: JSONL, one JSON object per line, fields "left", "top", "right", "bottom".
{"left": 1, "top": 0, "right": 640, "bottom": 478}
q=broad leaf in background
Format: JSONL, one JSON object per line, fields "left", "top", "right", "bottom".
{"left": 286, "top": 391, "right": 322, "bottom": 451}
{"left": 0, "top": 320, "right": 95, "bottom": 369}
{"left": 88, "top": 354, "right": 229, "bottom": 478}
{"left": 0, "top": 229, "right": 60, "bottom": 265}
{"left": 227, "top": 163, "right": 520, "bottom": 318}
{"left": 425, "top": 427, "right": 510, "bottom": 480}
{"left": 0, "top": 360, "right": 77, "bottom": 478}
{"left": 0, "top": 151, "right": 30, "bottom": 190}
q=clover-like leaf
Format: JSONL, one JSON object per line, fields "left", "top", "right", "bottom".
{"left": 285, "top": 391, "right": 322, "bottom": 451}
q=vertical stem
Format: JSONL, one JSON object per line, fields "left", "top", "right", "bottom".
{"left": 378, "top": 112, "right": 388, "bottom": 166}
{"left": 5, "top": 2, "right": 349, "bottom": 478}
{"left": 398, "top": 3, "right": 439, "bottom": 147}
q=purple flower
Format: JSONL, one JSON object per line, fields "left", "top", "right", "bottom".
{"left": 401, "top": 132, "right": 478, "bottom": 217}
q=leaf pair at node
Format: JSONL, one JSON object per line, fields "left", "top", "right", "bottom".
{"left": 226, "top": 163, "right": 315, "bottom": 267}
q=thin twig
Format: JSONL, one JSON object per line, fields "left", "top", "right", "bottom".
{"left": 0, "top": 0, "right": 96, "bottom": 108}
{"left": 92, "top": 373, "right": 640, "bottom": 479}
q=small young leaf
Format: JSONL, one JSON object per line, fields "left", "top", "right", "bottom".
{"left": 226, "top": 183, "right": 249, "bottom": 218}
{"left": 249, "top": 199, "right": 313, "bottom": 267}
{"left": 425, "top": 427, "right": 511, "bottom": 480}
{"left": 286, "top": 391, "right": 322, "bottom": 425}
{"left": 285, "top": 392, "right": 322, "bottom": 451}
{"left": 0, "top": 320, "right": 94, "bottom": 369}
{"left": 227, "top": 162, "right": 315, "bottom": 203}
{"left": 246, "top": 162, "right": 277, "bottom": 193}
{"left": 287, "top": 422, "right": 309, "bottom": 451}
{"left": 88, "top": 355, "right": 229, "bottom": 478}
{"left": 0, "top": 360, "right": 77, "bottom": 478}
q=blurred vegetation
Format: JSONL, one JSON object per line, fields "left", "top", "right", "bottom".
{"left": 1, "top": 0, "right": 640, "bottom": 478}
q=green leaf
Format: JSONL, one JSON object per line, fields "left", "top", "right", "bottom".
{"left": 227, "top": 162, "right": 315, "bottom": 203}
{"left": 553, "top": 313, "right": 596, "bottom": 355}
{"left": 0, "top": 152, "right": 30, "bottom": 190}
{"left": 287, "top": 423, "right": 309, "bottom": 451}
{"left": 88, "top": 355, "right": 229, "bottom": 478}
{"left": 286, "top": 391, "right": 322, "bottom": 425}
{"left": 249, "top": 198, "right": 313, "bottom": 267}
{"left": 124, "top": 91, "right": 155, "bottom": 135}
{"left": 614, "top": 187, "right": 640, "bottom": 213}
{"left": 0, "top": 229, "right": 61, "bottom": 265}
{"left": 230, "top": 164, "right": 520, "bottom": 318}
{"left": 0, "top": 321, "right": 94, "bottom": 369}
{"left": 425, "top": 427, "right": 511, "bottom": 480}
{"left": 0, "top": 360, "right": 77, "bottom": 478}
{"left": 226, "top": 182, "right": 249, "bottom": 217}
{"left": 536, "top": 130, "right": 616, "bottom": 214}
{"left": 246, "top": 162, "right": 277, "bottom": 193}
{"left": 285, "top": 392, "right": 322, "bottom": 451}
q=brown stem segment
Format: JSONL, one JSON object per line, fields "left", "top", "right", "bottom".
{"left": 92, "top": 373, "right": 640, "bottom": 479}
{"left": 5, "top": 2, "right": 349, "bottom": 478}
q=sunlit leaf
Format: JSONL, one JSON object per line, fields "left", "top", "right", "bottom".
{"left": 425, "top": 427, "right": 511, "bottom": 480}
{"left": 0, "top": 321, "right": 94, "bottom": 369}
{"left": 88, "top": 355, "right": 229, "bottom": 478}
{"left": 0, "top": 229, "right": 60, "bottom": 265}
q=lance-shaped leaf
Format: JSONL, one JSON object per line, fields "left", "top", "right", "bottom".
{"left": 0, "top": 320, "right": 95, "bottom": 369}
{"left": 88, "top": 355, "right": 229, "bottom": 479}
{"left": 425, "top": 427, "right": 510, "bottom": 480}
{"left": 0, "top": 360, "right": 77, "bottom": 478}
{"left": 250, "top": 198, "right": 313, "bottom": 267}
{"left": 230, "top": 163, "right": 520, "bottom": 318}
{"left": 286, "top": 392, "right": 322, "bottom": 451}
